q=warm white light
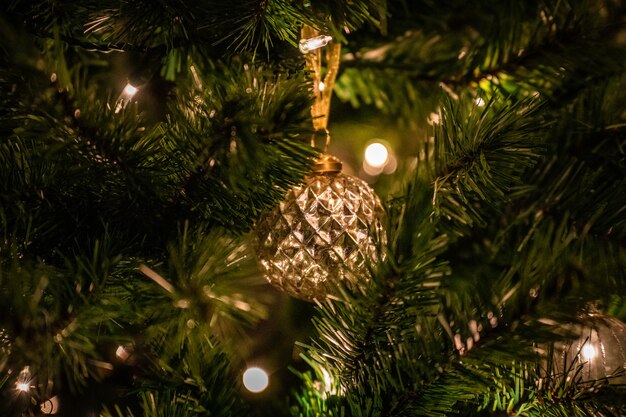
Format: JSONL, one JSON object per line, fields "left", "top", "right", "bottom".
{"left": 320, "top": 367, "right": 338, "bottom": 395}
{"left": 15, "top": 366, "right": 31, "bottom": 393}
{"left": 115, "top": 345, "right": 131, "bottom": 361}
{"left": 318, "top": 82, "right": 325, "bottom": 92}
{"left": 122, "top": 83, "right": 138, "bottom": 96}
{"left": 321, "top": 367, "right": 332, "bottom": 390}
{"left": 427, "top": 111, "right": 441, "bottom": 125}
{"left": 474, "top": 97, "right": 486, "bottom": 107}
{"left": 299, "top": 35, "right": 333, "bottom": 53}
{"left": 243, "top": 367, "right": 269, "bottom": 393}
{"left": 115, "top": 83, "right": 140, "bottom": 113}
{"left": 581, "top": 344, "right": 597, "bottom": 360}
{"left": 364, "top": 142, "right": 389, "bottom": 168}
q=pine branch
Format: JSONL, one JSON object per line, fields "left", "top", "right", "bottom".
{"left": 430, "top": 95, "right": 547, "bottom": 234}
{"left": 334, "top": 0, "right": 626, "bottom": 121}
{"left": 292, "top": 181, "right": 451, "bottom": 415}
{"left": 6, "top": 0, "right": 385, "bottom": 63}
{"left": 162, "top": 59, "right": 317, "bottom": 232}
{"left": 101, "top": 339, "right": 247, "bottom": 417}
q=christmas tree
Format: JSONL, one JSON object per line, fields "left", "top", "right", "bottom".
{"left": 1, "top": 0, "right": 626, "bottom": 416}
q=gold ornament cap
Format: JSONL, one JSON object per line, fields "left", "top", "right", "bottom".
{"left": 312, "top": 154, "right": 342, "bottom": 174}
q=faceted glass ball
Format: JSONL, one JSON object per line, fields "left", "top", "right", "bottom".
{"left": 253, "top": 171, "right": 385, "bottom": 301}
{"left": 553, "top": 315, "right": 626, "bottom": 385}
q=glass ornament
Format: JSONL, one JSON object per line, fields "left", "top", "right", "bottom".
{"left": 552, "top": 314, "right": 626, "bottom": 385}
{"left": 253, "top": 155, "right": 385, "bottom": 301}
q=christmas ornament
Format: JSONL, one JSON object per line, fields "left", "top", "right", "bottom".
{"left": 253, "top": 155, "right": 385, "bottom": 300}
{"left": 552, "top": 313, "right": 626, "bottom": 385}
{"left": 252, "top": 26, "right": 386, "bottom": 301}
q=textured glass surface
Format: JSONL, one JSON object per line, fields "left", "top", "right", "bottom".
{"left": 553, "top": 315, "right": 626, "bottom": 385}
{"left": 253, "top": 172, "right": 385, "bottom": 301}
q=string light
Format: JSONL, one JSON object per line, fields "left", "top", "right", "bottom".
{"left": 474, "top": 97, "right": 486, "bottom": 107}
{"left": 320, "top": 367, "right": 339, "bottom": 396}
{"left": 364, "top": 142, "right": 389, "bottom": 168}
{"left": 115, "top": 344, "right": 132, "bottom": 362}
{"left": 15, "top": 366, "right": 32, "bottom": 394}
{"left": 318, "top": 81, "right": 325, "bottom": 92}
{"left": 115, "top": 83, "right": 139, "bottom": 113}
{"left": 299, "top": 34, "right": 333, "bottom": 53}
{"left": 242, "top": 367, "right": 269, "bottom": 393}
{"left": 427, "top": 111, "right": 441, "bottom": 125}
{"left": 363, "top": 141, "right": 397, "bottom": 176}
{"left": 122, "top": 83, "right": 138, "bottom": 96}
{"left": 16, "top": 382, "right": 29, "bottom": 392}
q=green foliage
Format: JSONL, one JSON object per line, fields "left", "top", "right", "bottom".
{"left": 101, "top": 340, "right": 246, "bottom": 417}
{"left": 1, "top": 0, "right": 626, "bottom": 416}
{"left": 0, "top": 235, "right": 123, "bottom": 411}
{"left": 163, "top": 59, "right": 317, "bottom": 233}
{"left": 431, "top": 96, "right": 547, "bottom": 232}
{"left": 335, "top": 0, "right": 626, "bottom": 124}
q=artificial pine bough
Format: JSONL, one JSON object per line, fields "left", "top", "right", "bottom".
{"left": 1, "top": 1, "right": 625, "bottom": 416}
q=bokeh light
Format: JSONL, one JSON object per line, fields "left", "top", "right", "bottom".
{"left": 364, "top": 142, "right": 389, "bottom": 168}
{"left": 581, "top": 344, "right": 597, "bottom": 360}
{"left": 243, "top": 367, "right": 269, "bottom": 393}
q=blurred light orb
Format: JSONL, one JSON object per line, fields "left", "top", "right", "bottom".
{"left": 16, "top": 382, "right": 29, "bottom": 392}
{"left": 427, "top": 111, "right": 441, "bottom": 125}
{"left": 243, "top": 367, "right": 269, "bottom": 393}
{"left": 364, "top": 142, "right": 389, "bottom": 168}
{"left": 581, "top": 344, "right": 596, "bottom": 361}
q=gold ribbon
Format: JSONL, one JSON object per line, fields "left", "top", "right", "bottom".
{"left": 302, "top": 26, "right": 341, "bottom": 152}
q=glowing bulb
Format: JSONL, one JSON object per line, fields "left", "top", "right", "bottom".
{"left": 320, "top": 367, "right": 337, "bottom": 395}
{"left": 123, "top": 84, "right": 138, "bottom": 96}
{"left": 15, "top": 366, "right": 32, "bottom": 393}
{"left": 115, "top": 83, "right": 139, "bottom": 113}
{"left": 364, "top": 142, "right": 389, "bottom": 168}
{"left": 242, "top": 367, "right": 269, "bottom": 393}
{"left": 299, "top": 35, "right": 333, "bottom": 53}
{"left": 115, "top": 345, "right": 132, "bottom": 362}
{"left": 474, "top": 97, "right": 486, "bottom": 107}
{"left": 581, "top": 344, "right": 597, "bottom": 360}
{"left": 318, "top": 82, "right": 325, "bottom": 92}
{"left": 427, "top": 111, "right": 441, "bottom": 125}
